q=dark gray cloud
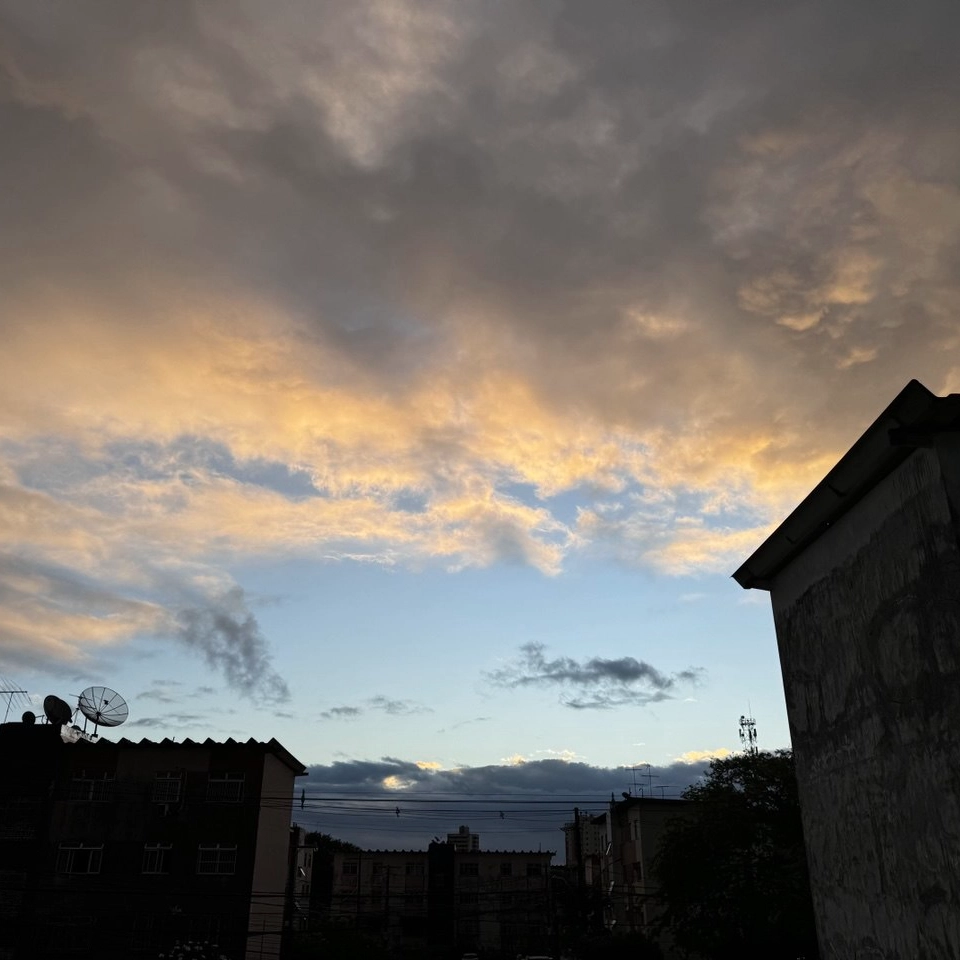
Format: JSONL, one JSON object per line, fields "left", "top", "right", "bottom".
{"left": 175, "top": 587, "right": 290, "bottom": 704}
{"left": 487, "top": 643, "right": 702, "bottom": 709}
{"left": 298, "top": 755, "right": 717, "bottom": 856}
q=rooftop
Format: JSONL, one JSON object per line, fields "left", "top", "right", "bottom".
{"left": 734, "top": 379, "right": 960, "bottom": 591}
{"left": 0, "top": 723, "right": 307, "bottom": 776}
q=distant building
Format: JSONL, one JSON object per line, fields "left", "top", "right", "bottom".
{"left": 287, "top": 823, "right": 314, "bottom": 934}
{"left": 734, "top": 379, "right": 960, "bottom": 958}
{"left": 562, "top": 811, "right": 607, "bottom": 886}
{"left": 605, "top": 796, "right": 690, "bottom": 935}
{"left": 446, "top": 823, "right": 480, "bottom": 851}
{"left": 328, "top": 843, "right": 554, "bottom": 957}
{"left": 0, "top": 720, "right": 306, "bottom": 960}
{"left": 562, "top": 797, "right": 691, "bottom": 955}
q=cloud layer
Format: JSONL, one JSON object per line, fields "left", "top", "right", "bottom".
{"left": 2, "top": 0, "right": 960, "bottom": 682}
{"left": 299, "top": 754, "right": 720, "bottom": 854}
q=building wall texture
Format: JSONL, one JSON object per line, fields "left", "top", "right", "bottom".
{"left": 768, "top": 439, "right": 960, "bottom": 959}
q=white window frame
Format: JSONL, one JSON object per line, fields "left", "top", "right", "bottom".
{"left": 197, "top": 844, "right": 237, "bottom": 875}
{"left": 68, "top": 775, "right": 114, "bottom": 802}
{"left": 142, "top": 843, "right": 172, "bottom": 874}
{"left": 57, "top": 842, "right": 103, "bottom": 874}
{"left": 206, "top": 773, "right": 244, "bottom": 802}
{"left": 152, "top": 772, "right": 182, "bottom": 804}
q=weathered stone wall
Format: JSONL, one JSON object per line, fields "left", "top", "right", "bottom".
{"left": 770, "top": 440, "right": 960, "bottom": 959}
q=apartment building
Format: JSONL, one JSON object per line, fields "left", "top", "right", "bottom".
{"left": 328, "top": 842, "right": 554, "bottom": 957}
{"left": 0, "top": 719, "right": 306, "bottom": 960}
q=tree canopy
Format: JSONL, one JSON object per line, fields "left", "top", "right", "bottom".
{"left": 652, "top": 749, "right": 819, "bottom": 960}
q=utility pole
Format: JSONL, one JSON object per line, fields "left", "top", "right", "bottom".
{"left": 573, "top": 807, "right": 586, "bottom": 938}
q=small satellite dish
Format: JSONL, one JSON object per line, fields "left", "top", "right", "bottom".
{"left": 77, "top": 686, "right": 128, "bottom": 734}
{"left": 22, "top": 711, "right": 36, "bottom": 725}
{"left": 43, "top": 695, "right": 73, "bottom": 726}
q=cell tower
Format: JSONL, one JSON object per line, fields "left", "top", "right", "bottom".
{"left": 739, "top": 714, "right": 758, "bottom": 755}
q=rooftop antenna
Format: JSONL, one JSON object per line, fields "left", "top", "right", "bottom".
{"left": 77, "top": 686, "right": 128, "bottom": 736}
{"left": 630, "top": 763, "right": 657, "bottom": 797}
{"left": 0, "top": 677, "right": 29, "bottom": 724}
{"left": 739, "top": 712, "right": 758, "bottom": 756}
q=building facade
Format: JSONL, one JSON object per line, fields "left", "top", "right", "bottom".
{"left": 0, "top": 721, "right": 306, "bottom": 960}
{"left": 328, "top": 844, "right": 554, "bottom": 957}
{"left": 735, "top": 379, "right": 960, "bottom": 959}
{"left": 562, "top": 797, "right": 690, "bottom": 955}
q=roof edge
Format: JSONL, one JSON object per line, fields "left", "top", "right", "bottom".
{"left": 734, "top": 380, "right": 960, "bottom": 590}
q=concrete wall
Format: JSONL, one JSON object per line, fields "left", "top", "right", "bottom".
{"left": 769, "top": 441, "right": 960, "bottom": 959}
{"left": 247, "top": 751, "right": 297, "bottom": 960}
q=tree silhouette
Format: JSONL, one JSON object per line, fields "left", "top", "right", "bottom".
{"left": 652, "top": 749, "right": 819, "bottom": 959}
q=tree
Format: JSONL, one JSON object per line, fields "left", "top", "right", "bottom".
{"left": 652, "top": 749, "right": 819, "bottom": 960}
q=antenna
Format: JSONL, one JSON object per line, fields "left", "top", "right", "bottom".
{"left": 0, "top": 677, "right": 29, "bottom": 724}
{"left": 739, "top": 714, "right": 758, "bottom": 756}
{"left": 43, "top": 695, "right": 73, "bottom": 726}
{"left": 629, "top": 763, "right": 657, "bottom": 797}
{"left": 77, "top": 686, "right": 128, "bottom": 735}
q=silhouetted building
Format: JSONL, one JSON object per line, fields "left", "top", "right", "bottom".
{"left": 605, "top": 796, "right": 690, "bottom": 938}
{"left": 0, "top": 720, "right": 306, "bottom": 960}
{"left": 446, "top": 823, "right": 480, "bottom": 851}
{"left": 328, "top": 843, "right": 554, "bottom": 957}
{"left": 735, "top": 379, "right": 960, "bottom": 959}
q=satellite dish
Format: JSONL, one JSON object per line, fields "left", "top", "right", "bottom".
{"left": 77, "top": 686, "right": 128, "bottom": 734}
{"left": 43, "top": 695, "right": 73, "bottom": 726}
{"left": 22, "top": 711, "right": 36, "bottom": 725}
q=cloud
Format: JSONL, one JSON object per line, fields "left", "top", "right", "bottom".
{"left": 487, "top": 642, "right": 702, "bottom": 709}
{"left": 320, "top": 706, "right": 363, "bottom": 720}
{"left": 437, "top": 716, "right": 491, "bottom": 733}
{"left": 367, "top": 696, "right": 432, "bottom": 717}
{"left": 320, "top": 696, "right": 431, "bottom": 721}
{"left": 676, "top": 748, "right": 733, "bottom": 764}
{"left": 175, "top": 588, "right": 289, "bottom": 704}
{"left": 298, "top": 754, "right": 716, "bottom": 853}
{"left": 2, "top": 0, "right": 960, "bottom": 678}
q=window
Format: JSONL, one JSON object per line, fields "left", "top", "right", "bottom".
{"left": 499, "top": 861, "right": 512, "bottom": 876}
{"left": 206, "top": 773, "right": 244, "bottom": 802}
{"left": 459, "top": 862, "right": 479, "bottom": 877}
{"left": 142, "top": 843, "right": 172, "bottom": 874}
{"left": 197, "top": 844, "right": 237, "bottom": 875}
{"left": 371, "top": 861, "right": 384, "bottom": 877}
{"left": 68, "top": 775, "right": 114, "bottom": 802}
{"left": 342, "top": 861, "right": 358, "bottom": 875}
{"left": 152, "top": 772, "right": 182, "bottom": 804}
{"left": 526, "top": 862, "right": 543, "bottom": 877}
{"left": 405, "top": 861, "right": 424, "bottom": 876}
{"left": 458, "top": 892, "right": 478, "bottom": 906}
{"left": 56, "top": 843, "right": 103, "bottom": 874}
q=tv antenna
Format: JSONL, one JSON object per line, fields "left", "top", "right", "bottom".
{"left": 739, "top": 713, "right": 758, "bottom": 756}
{"left": 77, "top": 686, "right": 128, "bottom": 735}
{"left": 629, "top": 763, "right": 657, "bottom": 797}
{"left": 0, "top": 677, "right": 29, "bottom": 724}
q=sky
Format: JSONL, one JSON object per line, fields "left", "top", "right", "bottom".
{"left": 2, "top": 0, "right": 960, "bottom": 852}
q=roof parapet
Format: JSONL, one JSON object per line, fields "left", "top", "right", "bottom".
{"left": 733, "top": 380, "right": 960, "bottom": 590}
